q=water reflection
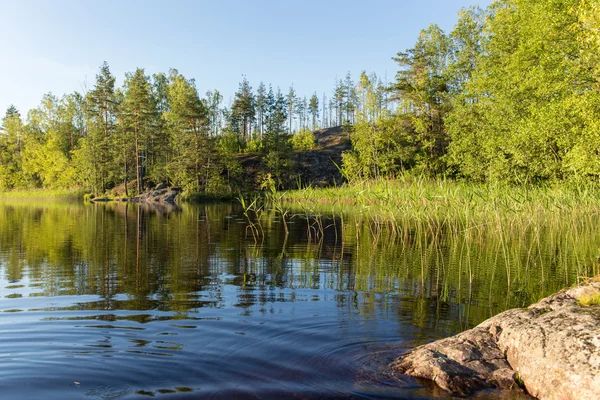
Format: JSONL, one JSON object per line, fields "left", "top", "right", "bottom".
{"left": 0, "top": 201, "right": 597, "bottom": 399}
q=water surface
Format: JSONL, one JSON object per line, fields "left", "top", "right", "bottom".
{"left": 0, "top": 201, "right": 595, "bottom": 399}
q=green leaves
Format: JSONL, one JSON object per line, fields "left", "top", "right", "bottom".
{"left": 445, "top": 0, "right": 600, "bottom": 183}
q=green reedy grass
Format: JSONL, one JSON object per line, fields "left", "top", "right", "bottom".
{"left": 274, "top": 177, "right": 600, "bottom": 289}
{"left": 279, "top": 177, "right": 600, "bottom": 226}
{"left": 0, "top": 188, "right": 87, "bottom": 201}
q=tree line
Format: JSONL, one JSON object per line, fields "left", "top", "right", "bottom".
{"left": 1, "top": 0, "right": 599, "bottom": 195}
{"left": 0, "top": 62, "right": 392, "bottom": 194}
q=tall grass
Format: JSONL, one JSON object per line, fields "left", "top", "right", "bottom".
{"left": 280, "top": 177, "right": 600, "bottom": 227}
{"left": 273, "top": 177, "right": 600, "bottom": 296}
{"left": 0, "top": 188, "right": 87, "bottom": 201}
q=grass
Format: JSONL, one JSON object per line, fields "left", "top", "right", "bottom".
{"left": 250, "top": 176, "right": 600, "bottom": 294}
{"left": 0, "top": 188, "right": 87, "bottom": 201}
{"left": 514, "top": 373, "right": 525, "bottom": 389}
{"left": 578, "top": 293, "right": 600, "bottom": 307}
{"left": 279, "top": 176, "right": 600, "bottom": 225}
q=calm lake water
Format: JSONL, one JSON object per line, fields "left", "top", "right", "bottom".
{"left": 0, "top": 201, "right": 595, "bottom": 399}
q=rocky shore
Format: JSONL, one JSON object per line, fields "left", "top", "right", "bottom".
{"left": 92, "top": 184, "right": 181, "bottom": 204}
{"left": 392, "top": 281, "right": 600, "bottom": 399}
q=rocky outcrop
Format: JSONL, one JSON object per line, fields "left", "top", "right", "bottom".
{"left": 238, "top": 126, "right": 351, "bottom": 190}
{"left": 91, "top": 185, "right": 181, "bottom": 204}
{"left": 392, "top": 281, "right": 600, "bottom": 399}
{"left": 129, "top": 186, "right": 181, "bottom": 204}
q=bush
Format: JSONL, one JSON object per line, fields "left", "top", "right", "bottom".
{"left": 290, "top": 128, "right": 316, "bottom": 151}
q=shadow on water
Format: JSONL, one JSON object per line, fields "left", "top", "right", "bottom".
{"left": 0, "top": 201, "right": 596, "bottom": 398}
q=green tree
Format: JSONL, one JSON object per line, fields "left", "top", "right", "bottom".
{"left": 74, "top": 61, "right": 118, "bottom": 194}
{"left": 333, "top": 79, "right": 345, "bottom": 126}
{"left": 447, "top": 6, "right": 486, "bottom": 96}
{"left": 19, "top": 94, "right": 80, "bottom": 188}
{"left": 149, "top": 72, "right": 171, "bottom": 184}
{"left": 0, "top": 106, "right": 26, "bottom": 188}
{"left": 206, "top": 89, "right": 223, "bottom": 137}
{"left": 231, "top": 77, "right": 255, "bottom": 143}
{"left": 446, "top": 0, "right": 592, "bottom": 183}
{"left": 343, "top": 72, "right": 357, "bottom": 124}
{"left": 255, "top": 82, "right": 267, "bottom": 140}
{"left": 287, "top": 85, "right": 296, "bottom": 133}
{"left": 164, "top": 69, "right": 214, "bottom": 191}
{"left": 309, "top": 92, "right": 319, "bottom": 130}
{"left": 343, "top": 72, "right": 416, "bottom": 180}
{"left": 263, "top": 88, "right": 293, "bottom": 188}
{"left": 392, "top": 24, "right": 452, "bottom": 174}
{"left": 21, "top": 129, "right": 75, "bottom": 189}
{"left": 122, "top": 68, "right": 158, "bottom": 194}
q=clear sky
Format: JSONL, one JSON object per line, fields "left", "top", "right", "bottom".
{"left": 0, "top": 0, "right": 492, "bottom": 116}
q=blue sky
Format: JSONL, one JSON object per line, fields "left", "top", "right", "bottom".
{"left": 0, "top": 0, "right": 492, "bottom": 116}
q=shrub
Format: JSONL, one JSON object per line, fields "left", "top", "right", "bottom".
{"left": 290, "top": 128, "right": 316, "bottom": 151}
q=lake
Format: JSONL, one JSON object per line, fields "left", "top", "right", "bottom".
{"left": 0, "top": 201, "right": 595, "bottom": 399}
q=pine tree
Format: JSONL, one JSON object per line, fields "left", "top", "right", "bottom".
{"left": 122, "top": 68, "right": 157, "bottom": 194}
{"left": 393, "top": 25, "right": 452, "bottom": 174}
{"left": 309, "top": 92, "right": 319, "bottom": 130}
{"left": 230, "top": 77, "right": 255, "bottom": 143}
{"left": 322, "top": 93, "right": 328, "bottom": 128}
{"left": 263, "top": 88, "right": 292, "bottom": 188}
{"left": 287, "top": 85, "right": 296, "bottom": 133}
{"left": 343, "top": 72, "right": 356, "bottom": 124}
{"left": 206, "top": 89, "right": 223, "bottom": 137}
{"left": 255, "top": 82, "right": 267, "bottom": 140}
{"left": 333, "top": 80, "right": 344, "bottom": 126}
{"left": 164, "top": 69, "right": 212, "bottom": 191}
{"left": 75, "top": 61, "right": 118, "bottom": 194}
{"left": 149, "top": 72, "right": 171, "bottom": 184}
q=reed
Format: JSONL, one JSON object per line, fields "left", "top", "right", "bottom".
{"left": 271, "top": 177, "right": 600, "bottom": 309}
{"left": 279, "top": 177, "right": 600, "bottom": 230}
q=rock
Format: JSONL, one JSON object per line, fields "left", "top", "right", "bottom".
{"left": 392, "top": 326, "right": 517, "bottom": 395}
{"left": 91, "top": 197, "right": 111, "bottom": 202}
{"left": 161, "top": 192, "right": 178, "bottom": 204}
{"left": 392, "top": 281, "right": 600, "bottom": 399}
{"left": 126, "top": 188, "right": 179, "bottom": 204}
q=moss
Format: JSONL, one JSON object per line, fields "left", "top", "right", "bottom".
{"left": 514, "top": 373, "right": 525, "bottom": 389}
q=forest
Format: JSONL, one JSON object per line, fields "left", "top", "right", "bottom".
{"left": 0, "top": 0, "right": 599, "bottom": 196}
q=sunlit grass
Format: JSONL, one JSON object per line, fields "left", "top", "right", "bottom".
{"left": 280, "top": 176, "right": 600, "bottom": 226}
{"left": 578, "top": 293, "right": 600, "bottom": 307}
{"left": 0, "top": 188, "right": 86, "bottom": 201}
{"left": 259, "top": 176, "right": 600, "bottom": 299}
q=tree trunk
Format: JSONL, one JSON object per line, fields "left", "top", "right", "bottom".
{"left": 135, "top": 123, "right": 141, "bottom": 194}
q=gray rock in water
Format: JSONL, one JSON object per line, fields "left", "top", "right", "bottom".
{"left": 392, "top": 281, "right": 600, "bottom": 399}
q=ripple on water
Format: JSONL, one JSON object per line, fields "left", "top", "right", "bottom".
{"left": 84, "top": 383, "right": 132, "bottom": 399}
